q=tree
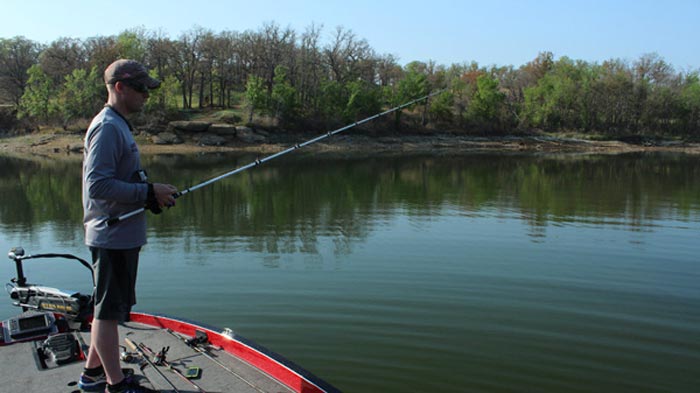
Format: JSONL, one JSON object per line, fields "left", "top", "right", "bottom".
{"left": 244, "top": 75, "right": 266, "bottom": 123}
{"left": 468, "top": 75, "right": 505, "bottom": 127}
{"left": 298, "top": 24, "right": 323, "bottom": 114}
{"left": 38, "top": 37, "right": 86, "bottom": 86}
{"left": 389, "top": 63, "right": 428, "bottom": 129}
{"left": 318, "top": 80, "right": 347, "bottom": 126}
{"left": 344, "top": 80, "right": 381, "bottom": 122}
{"left": 210, "top": 31, "right": 241, "bottom": 108}
{"left": 0, "top": 36, "right": 42, "bottom": 106}
{"left": 19, "top": 64, "right": 57, "bottom": 122}
{"left": 633, "top": 53, "right": 676, "bottom": 132}
{"left": 520, "top": 51, "right": 554, "bottom": 86}
{"left": 145, "top": 73, "right": 181, "bottom": 113}
{"left": 429, "top": 90, "right": 454, "bottom": 124}
{"left": 84, "top": 35, "right": 119, "bottom": 74}
{"left": 271, "top": 65, "right": 298, "bottom": 125}
{"left": 520, "top": 57, "right": 596, "bottom": 132}
{"left": 249, "top": 23, "right": 296, "bottom": 95}
{"left": 3, "top": 25, "right": 700, "bottom": 137}
{"left": 680, "top": 73, "right": 700, "bottom": 135}
{"left": 116, "top": 28, "right": 148, "bottom": 62}
{"left": 195, "top": 30, "right": 218, "bottom": 108}
{"left": 59, "top": 66, "right": 103, "bottom": 124}
{"left": 169, "top": 27, "right": 207, "bottom": 109}
{"left": 376, "top": 54, "right": 402, "bottom": 87}
{"left": 594, "top": 59, "right": 636, "bottom": 133}
{"left": 323, "top": 26, "right": 372, "bottom": 83}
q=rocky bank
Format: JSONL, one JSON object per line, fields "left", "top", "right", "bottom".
{"left": 2, "top": 120, "right": 700, "bottom": 157}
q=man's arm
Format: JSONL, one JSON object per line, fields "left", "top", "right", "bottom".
{"left": 84, "top": 123, "right": 147, "bottom": 204}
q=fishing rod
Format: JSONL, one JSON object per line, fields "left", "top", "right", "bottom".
{"left": 137, "top": 342, "right": 208, "bottom": 393}
{"left": 107, "top": 89, "right": 445, "bottom": 226}
{"left": 166, "top": 329, "right": 267, "bottom": 393}
{"left": 125, "top": 337, "right": 181, "bottom": 392}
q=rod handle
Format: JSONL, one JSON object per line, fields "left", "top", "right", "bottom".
{"left": 125, "top": 337, "right": 138, "bottom": 351}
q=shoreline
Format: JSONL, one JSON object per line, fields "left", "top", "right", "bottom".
{"left": 2, "top": 131, "right": 700, "bottom": 159}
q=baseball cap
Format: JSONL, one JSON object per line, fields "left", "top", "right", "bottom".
{"left": 104, "top": 59, "right": 161, "bottom": 90}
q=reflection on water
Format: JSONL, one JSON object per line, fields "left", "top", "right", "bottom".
{"left": 1, "top": 151, "right": 699, "bottom": 392}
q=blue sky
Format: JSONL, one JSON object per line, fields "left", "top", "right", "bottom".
{"left": 2, "top": 0, "right": 699, "bottom": 69}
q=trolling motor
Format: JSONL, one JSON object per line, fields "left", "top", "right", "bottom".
{"left": 2, "top": 247, "right": 90, "bottom": 368}
{"left": 6, "top": 247, "right": 94, "bottom": 323}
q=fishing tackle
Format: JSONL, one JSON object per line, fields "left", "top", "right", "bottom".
{"left": 125, "top": 337, "right": 180, "bottom": 393}
{"left": 107, "top": 90, "right": 445, "bottom": 226}
{"left": 166, "top": 328, "right": 267, "bottom": 393}
{"left": 138, "top": 341, "right": 207, "bottom": 393}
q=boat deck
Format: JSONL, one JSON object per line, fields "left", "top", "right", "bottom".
{"left": 2, "top": 249, "right": 337, "bottom": 393}
{"left": 1, "top": 319, "right": 297, "bottom": 393}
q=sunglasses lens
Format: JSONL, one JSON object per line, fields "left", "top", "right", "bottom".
{"left": 134, "top": 83, "right": 148, "bottom": 93}
{"left": 124, "top": 80, "right": 148, "bottom": 93}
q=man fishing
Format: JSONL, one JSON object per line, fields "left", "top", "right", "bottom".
{"left": 80, "top": 59, "right": 177, "bottom": 393}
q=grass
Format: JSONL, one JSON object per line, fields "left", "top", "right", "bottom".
{"left": 181, "top": 107, "right": 245, "bottom": 124}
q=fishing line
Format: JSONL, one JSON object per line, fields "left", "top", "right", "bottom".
{"left": 107, "top": 89, "right": 445, "bottom": 226}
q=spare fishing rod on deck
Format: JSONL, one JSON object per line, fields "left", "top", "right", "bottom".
{"left": 107, "top": 89, "right": 445, "bottom": 226}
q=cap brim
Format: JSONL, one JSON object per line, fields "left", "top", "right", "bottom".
{"left": 142, "top": 76, "right": 161, "bottom": 89}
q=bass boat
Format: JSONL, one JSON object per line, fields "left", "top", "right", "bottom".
{"left": 1, "top": 247, "right": 340, "bottom": 393}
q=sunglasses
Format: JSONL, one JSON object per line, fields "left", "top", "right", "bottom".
{"left": 120, "top": 79, "right": 149, "bottom": 94}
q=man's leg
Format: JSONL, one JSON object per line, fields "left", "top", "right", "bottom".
{"left": 89, "top": 318, "right": 125, "bottom": 384}
{"left": 85, "top": 323, "right": 101, "bottom": 369}
{"left": 85, "top": 247, "right": 139, "bottom": 385}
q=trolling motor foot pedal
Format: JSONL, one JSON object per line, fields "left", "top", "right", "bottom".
{"left": 41, "top": 333, "right": 80, "bottom": 365}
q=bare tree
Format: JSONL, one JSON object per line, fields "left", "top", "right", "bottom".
{"left": 84, "top": 35, "right": 119, "bottom": 75}
{"left": 259, "top": 23, "right": 297, "bottom": 93}
{"left": 376, "top": 54, "right": 402, "bottom": 87}
{"left": 298, "top": 24, "right": 323, "bottom": 113}
{"left": 39, "top": 37, "right": 87, "bottom": 85}
{"left": 323, "top": 26, "right": 372, "bottom": 83}
{"left": 0, "top": 36, "right": 43, "bottom": 106}
{"left": 146, "top": 29, "right": 173, "bottom": 80}
{"left": 197, "top": 30, "right": 217, "bottom": 108}
{"left": 170, "top": 27, "right": 207, "bottom": 109}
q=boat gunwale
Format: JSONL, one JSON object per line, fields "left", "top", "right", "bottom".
{"left": 130, "top": 311, "right": 340, "bottom": 393}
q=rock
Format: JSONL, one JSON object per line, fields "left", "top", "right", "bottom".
{"left": 152, "top": 132, "right": 183, "bottom": 145}
{"left": 209, "top": 123, "right": 237, "bottom": 136}
{"left": 67, "top": 144, "right": 83, "bottom": 153}
{"left": 168, "top": 121, "right": 211, "bottom": 132}
{"left": 197, "top": 133, "right": 227, "bottom": 146}
{"left": 143, "top": 125, "right": 166, "bottom": 136}
{"left": 31, "top": 135, "right": 54, "bottom": 146}
{"left": 236, "top": 126, "right": 267, "bottom": 143}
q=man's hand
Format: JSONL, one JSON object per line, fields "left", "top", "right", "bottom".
{"left": 153, "top": 183, "right": 178, "bottom": 208}
{"left": 146, "top": 183, "right": 178, "bottom": 214}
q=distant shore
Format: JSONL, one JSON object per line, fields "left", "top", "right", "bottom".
{"left": 2, "top": 131, "right": 699, "bottom": 159}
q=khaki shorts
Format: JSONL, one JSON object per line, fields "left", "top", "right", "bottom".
{"left": 90, "top": 247, "right": 141, "bottom": 322}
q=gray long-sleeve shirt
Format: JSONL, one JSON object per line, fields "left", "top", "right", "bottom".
{"left": 82, "top": 106, "right": 149, "bottom": 249}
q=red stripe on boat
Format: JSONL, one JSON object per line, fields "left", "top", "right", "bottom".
{"left": 130, "top": 312, "right": 328, "bottom": 393}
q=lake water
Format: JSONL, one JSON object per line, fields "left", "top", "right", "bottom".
{"left": 1, "top": 151, "right": 699, "bottom": 392}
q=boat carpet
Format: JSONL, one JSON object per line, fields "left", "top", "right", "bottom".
{"left": 0, "top": 320, "right": 294, "bottom": 393}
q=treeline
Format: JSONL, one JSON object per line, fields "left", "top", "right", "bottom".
{"left": 1, "top": 24, "right": 699, "bottom": 136}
